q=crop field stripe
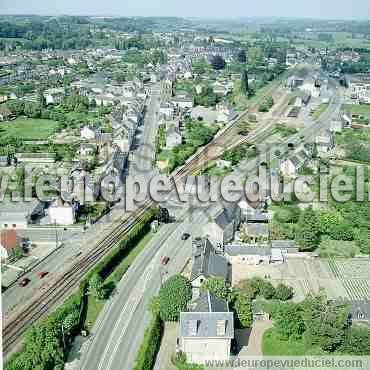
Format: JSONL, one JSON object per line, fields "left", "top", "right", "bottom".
{"left": 327, "top": 258, "right": 340, "bottom": 277}
{"left": 342, "top": 279, "right": 370, "bottom": 300}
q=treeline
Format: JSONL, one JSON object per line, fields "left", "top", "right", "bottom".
{"left": 0, "top": 17, "right": 94, "bottom": 50}
{"left": 272, "top": 168, "right": 370, "bottom": 255}
{"left": 267, "top": 294, "right": 370, "bottom": 355}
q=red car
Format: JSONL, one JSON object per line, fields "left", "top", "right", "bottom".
{"left": 37, "top": 271, "right": 48, "bottom": 279}
{"left": 161, "top": 256, "right": 170, "bottom": 265}
{"left": 19, "top": 278, "right": 30, "bottom": 287}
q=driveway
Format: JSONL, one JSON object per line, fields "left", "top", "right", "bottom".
{"left": 237, "top": 320, "right": 273, "bottom": 357}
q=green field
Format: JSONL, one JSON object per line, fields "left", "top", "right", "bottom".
{"left": 318, "top": 239, "right": 360, "bottom": 258}
{"left": 0, "top": 117, "right": 59, "bottom": 140}
{"left": 342, "top": 104, "right": 370, "bottom": 117}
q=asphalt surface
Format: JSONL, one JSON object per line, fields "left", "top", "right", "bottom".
{"left": 79, "top": 219, "right": 202, "bottom": 370}
{"left": 78, "top": 76, "right": 344, "bottom": 370}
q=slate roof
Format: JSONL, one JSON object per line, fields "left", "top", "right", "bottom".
{"left": 289, "top": 156, "right": 301, "bottom": 168}
{"left": 113, "top": 151, "right": 128, "bottom": 171}
{"left": 224, "top": 244, "right": 271, "bottom": 257}
{"left": 271, "top": 240, "right": 297, "bottom": 249}
{"left": 190, "top": 291, "right": 228, "bottom": 313}
{"left": 180, "top": 292, "right": 234, "bottom": 338}
{"left": 245, "top": 210, "right": 269, "bottom": 223}
{"left": 211, "top": 205, "right": 238, "bottom": 230}
{"left": 190, "top": 238, "right": 228, "bottom": 281}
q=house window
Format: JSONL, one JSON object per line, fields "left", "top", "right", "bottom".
{"left": 4, "top": 224, "right": 8, "bottom": 228}
{"left": 12, "top": 224, "right": 16, "bottom": 228}
{"left": 200, "top": 278, "right": 204, "bottom": 283}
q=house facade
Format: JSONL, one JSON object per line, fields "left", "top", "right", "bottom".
{"left": 48, "top": 198, "right": 79, "bottom": 225}
{"left": 179, "top": 292, "right": 234, "bottom": 364}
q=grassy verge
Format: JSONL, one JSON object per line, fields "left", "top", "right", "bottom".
{"left": 82, "top": 217, "right": 156, "bottom": 332}
{"left": 342, "top": 103, "right": 370, "bottom": 117}
{"left": 85, "top": 295, "right": 105, "bottom": 332}
{"left": 312, "top": 103, "right": 329, "bottom": 120}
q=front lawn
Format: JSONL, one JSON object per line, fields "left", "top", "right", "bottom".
{"left": 0, "top": 117, "right": 59, "bottom": 140}
{"left": 262, "top": 328, "right": 314, "bottom": 356}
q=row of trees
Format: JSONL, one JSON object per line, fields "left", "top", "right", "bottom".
{"left": 6, "top": 295, "right": 82, "bottom": 370}
{"left": 0, "top": 18, "right": 95, "bottom": 50}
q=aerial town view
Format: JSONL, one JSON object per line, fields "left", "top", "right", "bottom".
{"left": 0, "top": 1, "right": 370, "bottom": 369}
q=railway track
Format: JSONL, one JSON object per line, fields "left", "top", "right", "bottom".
{"left": 3, "top": 75, "right": 289, "bottom": 356}
{"left": 2, "top": 122, "right": 237, "bottom": 354}
{"left": 2, "top": 203, "right": 153, "bottom": 354}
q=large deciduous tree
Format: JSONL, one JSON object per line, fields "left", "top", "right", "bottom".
{"left": 296, "top": 207, "right": 321, "bottom": 251}
{"left": 88, "top": 273, "right": 105, "bottom": 300}
{"left": 274, "top": 302, "right": 305, "bottom": 339}
{"left": 274, "top": 283, "right": 294, "bottom": 301}
{"left": 159, "top": 274, "right": 192, "bottom": 321}
{"left": 234, "top": 295, "right": 253, "bottom": 328}
{"left": 201, "top": 277, "right": 229, "bottom": 301}
{"left": 302, "top": 295, "right": 349, "bottom": 352}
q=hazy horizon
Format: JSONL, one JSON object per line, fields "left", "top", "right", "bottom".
{"left": 0, "top": 0, "right": 369, "bottom": 21}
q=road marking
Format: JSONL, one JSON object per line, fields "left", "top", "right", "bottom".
{"left": 104, "top": 263, "right": 155, "bottom": 370}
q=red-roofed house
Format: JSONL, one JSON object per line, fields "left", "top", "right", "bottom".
{"left": 0, "top": 230, "right": 19, "bottom": 260}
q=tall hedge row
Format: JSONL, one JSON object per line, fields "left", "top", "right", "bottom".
{"left": 132, "top": 313, "right": 163, "bottom": 370}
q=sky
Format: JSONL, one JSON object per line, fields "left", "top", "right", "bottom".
{"left": 0, "top": 0, "right": 369, "bottom": 20}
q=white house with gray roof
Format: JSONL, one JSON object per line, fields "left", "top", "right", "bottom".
{"left": 179, "top": 291, "right": 234, "bottom": 364}
{"left": 224, "top": 244, "right": 272, "bottom": 265}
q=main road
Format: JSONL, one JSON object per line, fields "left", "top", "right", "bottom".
{"left": 78, "top": 78, "right": 344, "bottom": 370}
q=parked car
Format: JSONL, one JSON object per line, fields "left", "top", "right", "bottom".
{"left": 161, "top": 256, "right": 170, "bottom": 265}
{"left": 19, "top": 278, "right": 30, "bottom": 287}
{"left": 37, "top": 271, "right": 48, "bottom": 279}
{"left": 181, "top": 233, "right": 190, "bottom": 240}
